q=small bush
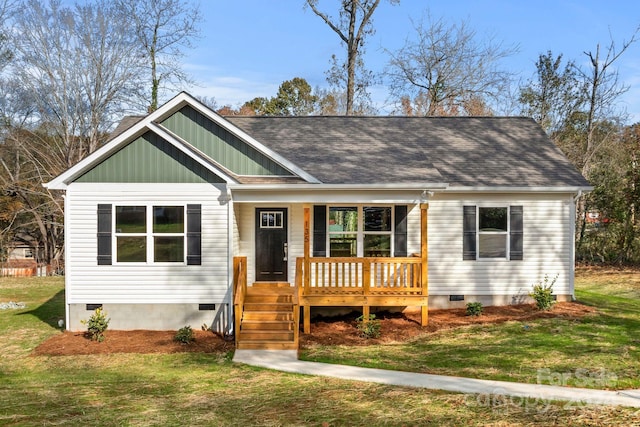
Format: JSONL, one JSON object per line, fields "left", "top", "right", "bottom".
{"left": 175, "top": 325, "right": 194, "bottom": 344}
{"left": 530, "top": 274, "right": 557, "bottom": 310}
{"left": 466, "top": 302, "right": 483, "bottom": 316}
{"left": 81, "top": 307, "right": 110, "bottom": 342}
{"left": 355, "top": 314, "right": 381, "bottom": 339}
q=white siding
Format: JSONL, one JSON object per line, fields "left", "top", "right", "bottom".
{"left": 233, "top": 194, "right": 576, "bottom": 299}
{"left": 288, "top": 204, "right": 305, "bottom": 282}
{"left": 426, "top": 193, "right": 575, "bottom": 298}
{"left": 66, "top": 183, "right": 230, "bottom": 304}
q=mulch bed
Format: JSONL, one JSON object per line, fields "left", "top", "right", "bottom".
{"left": 33, "top": 302, "right": 596, "bottom": 356}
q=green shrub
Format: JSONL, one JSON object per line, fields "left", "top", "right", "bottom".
{"left": 530, "top": 274, "right": 557, "bottom": 310}
{"left": 175, "top": 325, "right": 195, "bottom": 344}
{"left": 355, "top": 314, "right": 381, "bottom": 339}
{"left": 466, "top": 302, "right": 483, "bottom": 316}
{"left": 81, "top": 307, "right": 110, "bottom": 342}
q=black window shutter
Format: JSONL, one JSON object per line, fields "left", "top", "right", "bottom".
{"left": 187, "top": 204, "right": 202, "bottom": 265}
{"left": 463, "top": 206, "right": 477, "bottom": 260}
{"left": 313, "top": 205, "right": 326, "bottom": 256}
{"left": 510, "top": 206, "right": 523, "bottom": 260}
{"left": 97, "top": 204, "right": 112, "bottom": 265}
{"left": 394, "top": 205, "right": 408, "bottom": 257}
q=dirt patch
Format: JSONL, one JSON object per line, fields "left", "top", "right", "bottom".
{"left": 33, "top": 329, "right": 234, "bottom": 356}
{"left": 33, "top": 302, "right": 595, "bottom": 356}
{"left": 300, "top": 302, "right": 596, "bottom": 347}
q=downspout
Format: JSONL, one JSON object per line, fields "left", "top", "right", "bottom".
{"left": 573, "top": 190, "right": 583, "bottom": 203}
{"left": 570, "top": 190, "right": 583, "bottom": 301}
{"left": 63, "top": 193, "right": 70, "bottom": 330}
{"left": 226, "top": 186, "right": 234, "bottom": 336}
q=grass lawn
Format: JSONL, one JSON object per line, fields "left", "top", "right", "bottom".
{"left": 1, "top": 271, "right": 640, "bottom": 426}
{"left": 301, "top": 267, "right": 640, "bottom": 390}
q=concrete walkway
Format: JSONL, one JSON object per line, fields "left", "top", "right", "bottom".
{"left": 233, "top": 350, "right": 640, "bottom": 408}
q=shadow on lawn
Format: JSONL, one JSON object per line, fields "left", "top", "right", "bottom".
{"left": 18, "top": 289, "right": 65, "bottom": 329}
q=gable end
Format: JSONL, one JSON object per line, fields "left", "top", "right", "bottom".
{"left": 75, "top": 131, "right": 226, "bottom": 184}
{"left": 161, "top": 105, "right": 294, "bottom": 177}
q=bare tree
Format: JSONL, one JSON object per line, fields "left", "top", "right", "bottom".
{"left": 11, "top": 0, "right": 145, "bottom": 165}
{"left": 576, "top": 30, "right": 639, "bottom": 177}
{"left": 2, "top": 0, "right": 150, "bottom": 268}
{"left": 385, "top": 13, "right": 517, "bottom": 116}
{"left": 115, "top": 0, "right": 202, "bottom": 112}
{"left": 305, "top": 0, "right": 396, "bottom": 115}
{"left": 0, "top": 0, "right": 13, "bottom": 72}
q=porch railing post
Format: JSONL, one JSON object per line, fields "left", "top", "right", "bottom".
{"left": 303, "top": 206, "right": 311, "bottom": 333}
{"left": 421, "top": 203, "right": 429, "bottom": 326}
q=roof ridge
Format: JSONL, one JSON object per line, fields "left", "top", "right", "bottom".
{"left": 225, "top": 115, "right": 535, "bottom": 120}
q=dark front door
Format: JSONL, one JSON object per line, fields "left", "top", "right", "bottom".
{"left": 255, "top": 208, "right": 288, "bottom": 282}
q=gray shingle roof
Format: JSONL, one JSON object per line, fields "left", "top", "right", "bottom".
{"left": 225, "top": 116, "right": 590, "bottom": 188}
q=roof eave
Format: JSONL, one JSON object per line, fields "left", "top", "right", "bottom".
{"left": 228, "top": 182, "right": 450, "bottom": 191}
{"left": 444, "top": 185, "right": 593, "bottom": 193}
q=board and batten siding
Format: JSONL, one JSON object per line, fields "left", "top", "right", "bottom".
{"left": 66, "top": 183, "right": 230, "bottom": 304}
{"left": 426, "top": 193, "right": 575, "bottom": 298}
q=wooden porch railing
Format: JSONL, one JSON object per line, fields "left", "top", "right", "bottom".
{"left": 301, "top": 256, "right": 423, "bottom": 294}
{"left": 233, "top": 256, "right": 247, "bottom": 340}
{"left": 297, "top": 256, "right": 428, "bottom": 332}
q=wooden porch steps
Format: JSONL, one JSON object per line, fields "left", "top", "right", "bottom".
{"left": 236, "top": 282, "right": 298, "bottom": 350}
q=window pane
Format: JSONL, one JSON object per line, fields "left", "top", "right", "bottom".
{"left": 116, "top": 206, "right": 146, "bottom": 233}
{"left": 260, "top": 211, "right": 283, "bottom": 229}
{"left": 329, "top": 207, "right": 358, "bottom": 232}
{"left": 154, "top": 236, "right": 184, "bottom": 262}
{"left": 364, "top": 235, "right": 391, "bottom": 257}
{"left": 364, "top": 207, "right": 392, "bottom": 231}
{"left": 479, "top": 207, "right": 507, "bottom": 231}
{"left": 154, "top": 206, "right": 184, "bottom": 233}
{"left": 330, "top": 234, "right": 357, "bottom": 257}
{"left": 479, "top": 234, "right": 507, "bottom": 258}
{"left": 116, "top": 236, "right": 146, "bottom": 262}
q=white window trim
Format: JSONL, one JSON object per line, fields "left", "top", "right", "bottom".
{"left": 113, "top": 204, "right": 187, "bottom": 265}
{"left": 326, "top": 205, "right": 394, "bottom": 257}
{"left": 476, "top": 205, "right": 510, "bottom": 261}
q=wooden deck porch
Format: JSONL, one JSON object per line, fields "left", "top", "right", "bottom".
{"left": 232, "top": 203, "right": 429, "bottom": 349}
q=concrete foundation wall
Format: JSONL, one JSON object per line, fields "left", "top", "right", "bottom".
{"left": 69, "top": 303, "right": 231, "bottom": 334}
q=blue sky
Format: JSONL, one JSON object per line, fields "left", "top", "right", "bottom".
{"left": 185, "top": 1, "right": 640, "bottom": 121}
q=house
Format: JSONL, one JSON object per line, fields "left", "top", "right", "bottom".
{"left": 45, "top": 92, "right": 591, "bottom": 349}
{"left": 1, "top": 238, "right": 41, "bottom": 277}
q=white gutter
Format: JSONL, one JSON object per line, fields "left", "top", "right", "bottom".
{"left": 445, "top": 185, "right": 593, "bottom": 193}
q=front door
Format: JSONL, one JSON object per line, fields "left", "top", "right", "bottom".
{"left": 255, "top": 208, "right": 288, "bottom": 282}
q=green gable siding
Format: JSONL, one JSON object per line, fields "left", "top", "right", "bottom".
{"left": 76, "top": 132, "right": 225, "bottom": 184}
{"left": 161, "top": 105, "right": 293, "bottom": 176}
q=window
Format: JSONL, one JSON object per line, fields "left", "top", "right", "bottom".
{"left": 153, "top": 206, "right": 184, "bottom": 262}
{"left": 478, "top": 207, "right": 508, "bottom": 258}
{"left": 363, "top": 207, "right": 392, "bottom": 257}
{"left": 260, "top": 211, "right": 283, "bottom": 229}
{"left": 313, "top": 205, "right": 408, "bottom": 258}
{"left": 463, "top": 205, "right": 523, "bottom": 261}
{"left": 114, "top": 205, "right": 185, "bottom": 263}
{"left": 97, "top": 204, "right": 201, "bottom": 266}
{"left": 329, "top": 207, "right": 357, "bottom": 257}
{"left": 115, "top": 206, "right": 147, "bottom": 262}
{"left": 325, "top": 206, "right": 394, "bottom": 257}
